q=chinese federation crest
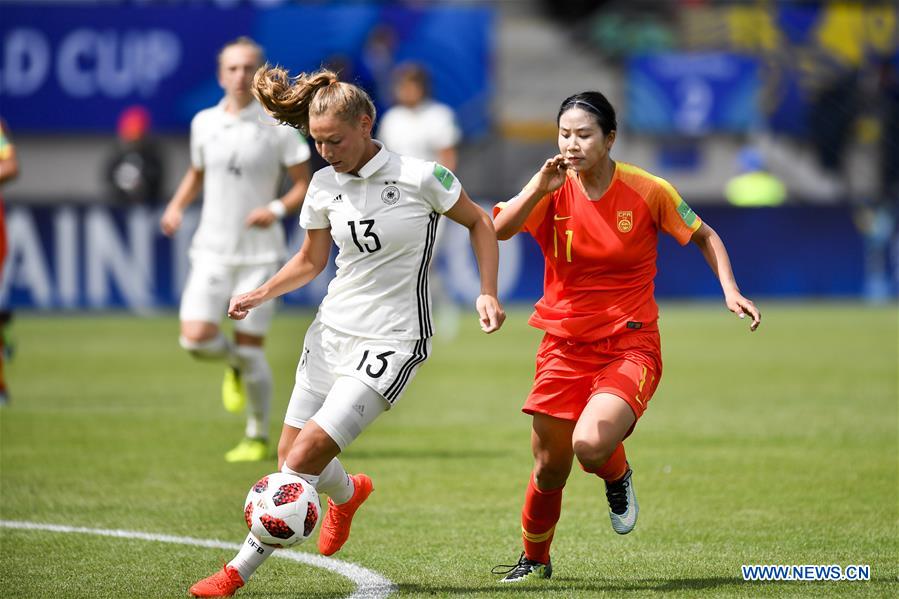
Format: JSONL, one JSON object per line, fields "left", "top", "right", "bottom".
{"left": 616, "top": 210, "right": 633, "bottom": 233}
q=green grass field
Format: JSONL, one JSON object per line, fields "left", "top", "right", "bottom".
{"left": 1, "top": 303, "right": 896, "bottom": 598}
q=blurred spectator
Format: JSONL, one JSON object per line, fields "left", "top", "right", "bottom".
{"left": 0, "top": 117, "right": 19, "bottom": 406}
{"left": 322, "top": 53, "right": 356, "bottom": 85}
{"left": 538, "top": 0, "right": 606, "bottom": 21}
{"left": 104, "top": 105, "right": 165, "bottom": 205}
{"left": 378, "top": 63, "right": 462, "bottom": 339}
{"left": 357, "top": 24, "right": 399, "bottom": 116}
{"left": 855, "top": 50, "right": 899, "bottom": 302}
{"left": 807, "top": 69, "right": 860, "bottom": 188}
{"left": 880, "top": 51, "right": 899, "bottom": 213}
{"left": 884, "top": 49, "right": 899, "bottom": 295}
{"left": 378, "top": 63, "right": 461, "bottom": 169}
{"left": 724, "top": 146, "right": 786, "bottom": 207}
{"left": 0, "top": 119, "right": 19, "bottom": 186}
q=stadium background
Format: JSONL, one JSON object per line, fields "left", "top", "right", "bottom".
{"left": 2, "top": 0, "right": 897, "bottom": 307}
{"left": 1, "top": 1, "right": 897, "bottom": 598}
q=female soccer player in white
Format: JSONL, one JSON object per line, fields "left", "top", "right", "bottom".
{"left": 188, "top": 66, "right": 505, "bottom": 597}
{"left": 160, "top": 38, "right": 312, "bottom": 463}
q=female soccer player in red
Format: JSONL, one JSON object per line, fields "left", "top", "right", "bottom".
{"left": 491, "top": 91, "right": 760, "bottom": 582}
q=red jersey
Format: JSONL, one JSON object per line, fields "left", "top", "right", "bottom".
{"left": 496, "top": 162, "right": 702, "bottom": 341}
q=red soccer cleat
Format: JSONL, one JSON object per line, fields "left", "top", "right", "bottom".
{"left": 189, "top": 565, "right": 245, "bottom": 597}
{"left": 317, "top": 473, "right": 373, "bottom": 556}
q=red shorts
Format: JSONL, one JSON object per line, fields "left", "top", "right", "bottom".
{"left": 524, "top": 330, "right": 662, "bottom": 425}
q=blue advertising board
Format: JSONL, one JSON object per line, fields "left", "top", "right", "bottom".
{"left": 0, "top": 5, "right": 254, "bottom": 131}
{"left": 627, "top": 53, "right": 761, "bottom": 134}
{"left": 0, "top": 3, "right": 493, "bottom": 136}
{"left": 0, "top": 204, "right": 867, "bottom": 312}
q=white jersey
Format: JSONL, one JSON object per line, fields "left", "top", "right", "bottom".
{"left": 190, "top": 99, "right": 311, "bottom": 265}
{"left": 300, "top": 141, "right": 461, "bottom": 340}
{"left": 377, "top": 100, "right": 461, "bottom": 162}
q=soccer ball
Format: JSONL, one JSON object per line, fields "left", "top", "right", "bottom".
{"left": 244, "top": 472, "right": 321, "bottom": 547}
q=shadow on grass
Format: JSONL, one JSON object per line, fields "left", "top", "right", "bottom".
{"left": 342, "top": 448, "right": 509, "bottom": 461}
{"left": 397, "top": 575, "right": 899, "bottom": 595}
{"left": 248, "top": 592, "right": 359, "bottom": 599}
{"left": 395, "top": 578, "right": 738, "bottom": 595}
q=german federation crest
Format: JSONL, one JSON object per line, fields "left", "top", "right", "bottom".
{"left": 381, "top": 183, "right": 400, "bottom": 205}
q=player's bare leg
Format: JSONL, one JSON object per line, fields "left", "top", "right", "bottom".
{"left": 573, "top": 393, "right": 638, "bottom": 534}
{"left": 282, "top": 413, "right": 373, "bottom": 556}
{"left": 496, "top": 414, "right": 573, "bottom": 582}
{"left": 191, "top": 422, "right": 343, "bottom": 595}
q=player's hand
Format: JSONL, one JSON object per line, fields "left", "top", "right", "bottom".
{"left": 725, "top": 292, "right": 761, "bottom": 332}
{"left": 534, "top": 155, "right": 568, "bottom": 194}
{"left": 476, "top": 294, "right": 505, "bottom": 334}
{"left": 160, "top": 206, "right": 183, "bottom": 237}
{"left": 246, "top": 207, "right": 278, "bottom": 228}
{"left": 228, "top": 291, "right": 265, "bottom": 321}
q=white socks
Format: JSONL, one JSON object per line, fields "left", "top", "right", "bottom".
{"left": 233, "top": 345, "right": 272, "bottom": 440}
{"left": 179, "top": 333, "right": 232, "bottom": 360}
{"left": 190, "top": 339, "right": 275, "bottom": 585}
{"left": 228, "top": 533, "right": 275, "bottom": 583}
{"left": 280, "top": 462, "right": 319, "bottom": 486}
{"left": 228, "top": 464, "right": 323, "bottom": 583}
{"left": 317, "top": 458, "right": 354, "bottom": 504}
{"left": 227, "top": 459, "right": 355, "bottom": 582}
{"left": 180, "top": 335, "right": 272, "bottom": 441}
{"left": 283, "top": 458, "right": 354, "bottom": 504}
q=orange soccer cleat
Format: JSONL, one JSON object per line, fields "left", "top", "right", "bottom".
{"left": 189, "top": 565, "right": 245, "bottom": 598}
{"left": 317, "top": 473, "right": 373, "bottom": 556}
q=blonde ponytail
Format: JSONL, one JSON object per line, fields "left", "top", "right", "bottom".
{"left": 252, "top": 65, "right": 376, "bottom": 134}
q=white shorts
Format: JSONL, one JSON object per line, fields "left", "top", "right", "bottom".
{"left": 284, "top": 320, "right": 431, "bottom": 446}
{"left": 286, "top": 377, "right": 389, "bottom": 451}
{"left": 179, "top": 260, "right": 278, "bottom": 337}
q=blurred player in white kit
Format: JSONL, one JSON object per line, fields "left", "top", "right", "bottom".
{"left": 160, "top": 37, "right": 312, "bottom": 462}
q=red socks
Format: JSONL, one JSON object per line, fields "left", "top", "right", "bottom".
{"left": 581, "top": 442, "right": 629, "bottom": 482}
{"left": 521, "top": 445, "right": 629, "bottom": 562}
{"left": 521, "top": 473, "right": 563, "bottom": 563}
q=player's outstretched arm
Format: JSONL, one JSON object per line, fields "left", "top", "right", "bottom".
{"left": 444, "top": 189, "right": 505, "bottom": 333}
{"left": 690, "top": 222, "right": 761, "bottom": 331}
{"left": 160, "top": 166, "right": 203, "bottom": 236}
{"left": 493, "top": 155, "right": 568, "bottom": 240}
{"left": 228, "top": 228, "right": 332, "bottom": 320}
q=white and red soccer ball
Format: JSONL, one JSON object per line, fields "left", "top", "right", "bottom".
{"left": 244, "top": 472, "right": 321, "bottom": 547}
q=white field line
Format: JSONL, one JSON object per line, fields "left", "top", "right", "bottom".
{"left": 0, "top": 520, "right": 395, "bottom": 599}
